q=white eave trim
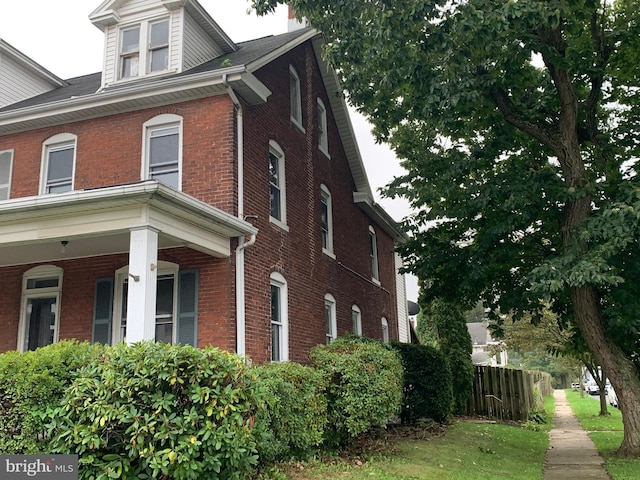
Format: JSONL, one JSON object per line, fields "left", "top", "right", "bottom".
{"left": 246, "top": 28, "right": 319, "bottom": 73}
{"left": 353, "top": 191, "right": 407, "bottom": 242}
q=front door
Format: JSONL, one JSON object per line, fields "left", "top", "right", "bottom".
{"left": 25, "top": 297, "right": 57, "bottom": 351}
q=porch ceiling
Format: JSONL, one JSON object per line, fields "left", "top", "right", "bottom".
{"left": 0, "top": 181, "right": 258, "bottom": 267}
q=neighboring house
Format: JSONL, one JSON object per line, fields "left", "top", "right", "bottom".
{"left": 0, "top": 0, "right": 410, "bottom": 363}
{"left": 467, "top": 322, "right": 508, "bottom": 366}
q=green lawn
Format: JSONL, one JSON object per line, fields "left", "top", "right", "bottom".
{"left": 564, "top": 389, "right": 640, "bottom": 480}
{"left": 265, "top": 397, "right": 553, "bottom": 479}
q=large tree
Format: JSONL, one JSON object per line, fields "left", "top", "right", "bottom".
{"left": 254, "top": 0, "right": 640, "bottom": 455}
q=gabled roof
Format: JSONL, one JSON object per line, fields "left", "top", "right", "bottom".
{"left": 0, "top": 39, "right": 67, "bottom": 88}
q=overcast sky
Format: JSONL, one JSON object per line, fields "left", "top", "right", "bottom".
{"left": 1, "top": 0, "right": 418, "bottom": 301}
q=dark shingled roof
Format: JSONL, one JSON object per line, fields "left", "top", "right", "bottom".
{"left": 0, "top": 27, "right": 314, "bottom": 113}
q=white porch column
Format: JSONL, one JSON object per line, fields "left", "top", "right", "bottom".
{"left": 126, "top": 227, "right": 159, "bottom": 343}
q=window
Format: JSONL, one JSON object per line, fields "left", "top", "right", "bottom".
{"left": 352, "top": 305, "right": 362, "bottom": 336}
{"left": 369, "top": 226, "right": 379, "bottom": 282}
{"left": 120, "top": 19, "right": 169, "bottom": 79}
{"left": 41, "top": 133, "right": 76, "bottom": 194}
{"left": 317, "top": 98, "right": 329, "bottom": 156}
{"left": 381, "top": 317, "right": 389, "bottom": 343}
{"left": 269, "top": 141, "right": 287, "bottom": 226}
{"left": 143, "top": 114, "right": 182, "bottom": 189}
{"left": 289, "top": 65, "right": 303, "bottom": 130}
{"left": 324, "top": 293, "right": 337, "bottom": 344}
{"left": 270, "top": 272, "right": 289, "bottom": 361}
{"left": 320, "top": 185, "right": 333, "bottom": 255}
{"left": 0, "top": 149, "right": 13, "bottom": 200}
{"left": 19, "top": 266, "right": 63, "bottom": 351}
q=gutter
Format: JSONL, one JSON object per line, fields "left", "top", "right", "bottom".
{"left": 225, "top": 73, "right": 257, "bottom": 358}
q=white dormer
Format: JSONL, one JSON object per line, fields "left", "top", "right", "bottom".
{"left": 0, "top": 39, "right": 66, "bottom": 108}
{"left": 89, "top": 0, "right": 237, "bottom": 88}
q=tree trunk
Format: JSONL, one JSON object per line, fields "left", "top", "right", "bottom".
{"left": 571, "top": 285, "right": 640, "bottom": 457}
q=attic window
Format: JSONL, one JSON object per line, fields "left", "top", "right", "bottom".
{"left": 119, "top": 19, "right": 170, "bottom": 79}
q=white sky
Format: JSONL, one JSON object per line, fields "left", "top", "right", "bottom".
{"left": 0, "top": 0, "right": 418, "bottom": 301}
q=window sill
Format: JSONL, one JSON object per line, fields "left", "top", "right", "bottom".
{"left": 371, "top": 277, "right": 381, "bottom": 286}
{"left": 319, "top": 146, "right": 331, "bottom": 160}
{"left": 270, "top": 217, "right": 290, "bottom": 232}
{"left": 290, "top": 117, "right": 306, "bottom": 134}
{"left": 322, "top": 248, "right": 336, "bottom": 260}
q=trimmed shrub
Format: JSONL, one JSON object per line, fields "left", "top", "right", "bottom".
{"left": 47, "top": 341, "right": 261, "bottom": 480}
{"left": 309, "top": 336, "right": 403, "bottom": 446}
{"left": 252, "top": 362, "right": 326, "bottom": 462}
{"left": 390, "top": 341, "right": 453, "bottom": 424}
{"left": 0, "top": 340, "right": 102, "bottom": 454}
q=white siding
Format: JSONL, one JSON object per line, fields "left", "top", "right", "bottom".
{"left": 395, "top": 253, "right": 410, "bottom": 343}
{"left": 182, "top": 12, "right": 223, "bottom": 70}
{"left": 103, "top": 24, "right": 118, "bottom": 87}
{"left": 0, "top": 53, "right": 55, "bottom": 108}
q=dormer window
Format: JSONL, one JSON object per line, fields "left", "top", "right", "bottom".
{"left": 119, "top": 19, "right": 170, "bottom": 79}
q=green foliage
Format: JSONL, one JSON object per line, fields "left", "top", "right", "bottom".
{"left": 252, "top": 361, "right": 327, "bottom": 462}
{"left": 0, "top": 341, "right": 102, "bottom": 454}
{"left": 46, "top": 341, "right": 260, "bottom": 480}
{"left": 415, "top": 309, "right": 438, "bottom": 348}
{"left": 390, "top": 341, "right": 452, "bottom": 424}
{"left": 425, "top": 299, "right": 474, "bottom": 414}
{"left": 309, "top": 336, "right": 403, "bottom": 446}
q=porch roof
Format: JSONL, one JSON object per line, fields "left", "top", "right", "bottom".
{"left": 0, "top": 180, "right": 257, "bottom": 267}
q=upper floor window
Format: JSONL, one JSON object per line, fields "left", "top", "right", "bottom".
{"left": 120, "top": 19, "right": 169, "bottom": 79}
{"left": 269, "top": 141, "right": 287, "bottom": 227}
{"left": 41, "top": 133, "right": 76, "bottom": 195}
{"left": 352, "top": 305, "right": 362, "bottom": 336}
{"left": 290, "top": 65, "right": 304, "bottom": 131}
{"left": 317, "top": 98, "right": 329, "bottom": 157}
{"left": 142, "top": 114, "right": 182, "bottom": 190}
{"left": 369, "top": 226, "right": 379, "bottom": 282}
{"left": 324, "top": 293, "right": 337, "bottom": 344}
{"left": 0, "top": 149, "right": 14, "bottom": 200}
{"left": 270, "top": 272, "right": 289, "bottom": 362}
{"left": 320, "top": 184, "right": 334, "bottom": 255}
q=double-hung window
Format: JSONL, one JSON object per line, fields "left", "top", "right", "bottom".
{"left": 41, "top": 133, "right": 76, "bottom": 194}
{"left": 270, "top": 272, "right": 288, "bottom": 361}
{"left": 381, "top": 317, "right": 389, "bottom": 343}
{"left": 0, "top": 149, "right": 14, "bottom": 200}
{"left": 320, "top": 185, "right": 333, "bottom": 255}
{"left": 369, "top": 226, "right": 379, "bottom": 282}
{"left": 269, "top": 141, "right": 287, "bottom": 226}
{"left": 317, "top": 98, "right": 329, "bottom": 157}
{"left": 143, "top": 114, "right": 182, "bottom": 190}
{"left": 289, "top": 65, "right": 304, "bottom": 131}
{"left": 352, "top": 305, "right": 362, "bottom": 336}
{"left": 324, "top": 293, "right": 337, "bottom": 344}
{"left": 120, "top": 19, "right": 169, "bottom": 79}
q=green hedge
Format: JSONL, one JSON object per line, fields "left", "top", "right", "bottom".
{"left": 252, "top": 361, "right": 327, "bottom": 462}
{"left": 47, "top": 342, "right": 261, "bottom": 480}
{"left": 310, "top": 336, "right": 403, "bottom": 446}
{"left": 0, "top": 341, "right": 102, "bottom": 454}
{"left": 390, "top": 341, "right": 453, "bottom": 424}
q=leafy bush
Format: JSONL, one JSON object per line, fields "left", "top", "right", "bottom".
{"left": 390, "top": 341, "right": 453, "bottom": 424}
{"left": 252, "top": 362, "right": 326, "bottom": 462}
{"left": 309, "top": 336, "right": 403, "bottom": 446}
{"left": 0, "top": 340, "right": 102, "bottom": 453}
{"left": 47, "top": 341, "right": 261, "bottom": 480}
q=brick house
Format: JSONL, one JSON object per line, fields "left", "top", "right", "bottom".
{"left": 0, "top": 0, "right": 409, "bottom": 363}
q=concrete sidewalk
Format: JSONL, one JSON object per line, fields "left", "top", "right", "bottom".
{"left": 543, "top": 389, "right": 610, "bottom": 479}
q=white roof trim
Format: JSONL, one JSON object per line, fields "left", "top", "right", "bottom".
{"left": 0, "top": 39, "right": 66, "bottom": 87}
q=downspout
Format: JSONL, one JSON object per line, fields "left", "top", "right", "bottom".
{"left": 224, "top": 74, "right": 256, "bottom": 358}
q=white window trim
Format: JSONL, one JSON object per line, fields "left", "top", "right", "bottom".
{"left": 118, "top": 17, "right": 172, "bottom": 81}
{"left": 317, "top": 98, "right": 330, "bottom": 158}
{"left": 40, "top": 133, "right": 77, "bottom": 195}
{"left": 352, "top": 304, "right": 362, "bottom": 336}
{"left": 324, "top": 293, "right": 337, "bottom": 344}
{"left": 289, "top": 65, "right": 305, "bottom": 133}
{"left": 17, "top": 265, "right": 64, "bottom": 352}
{"left": 369, "top": 225, "right": 380, "bottom": 284}
{"left": 0, "top": 149, "right": 14, "bottom": 201}
{"left": 142, "top": 114, "right": 183, "bottom": 190}
{"left": 268, "top": 140, "right": 288, "bottom": 230}
{"left": 321, "top": 184, "right": 335, "bottom": 257}
{"left": 381, "top": 317, "right": 389, "bottom": 343}
{"left": 270, "top": 272, "right": 289, "bottom": 362}
{"left": 113, "top": 261, "right": 179, "bottom": 345}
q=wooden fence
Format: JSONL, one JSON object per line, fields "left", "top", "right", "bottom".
{"left": 466, "top": 366, "right": 553, "bottom": 422}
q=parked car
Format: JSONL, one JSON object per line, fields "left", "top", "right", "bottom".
{"left": 586, "top": 380, "right": 599, "bottom": 395}
{"left": 571, "top": 382, "right": 581, "bottom": 390}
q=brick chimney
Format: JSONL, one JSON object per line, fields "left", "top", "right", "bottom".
{"left": 288, "top": 3, "right": 307, "bottom": 31}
